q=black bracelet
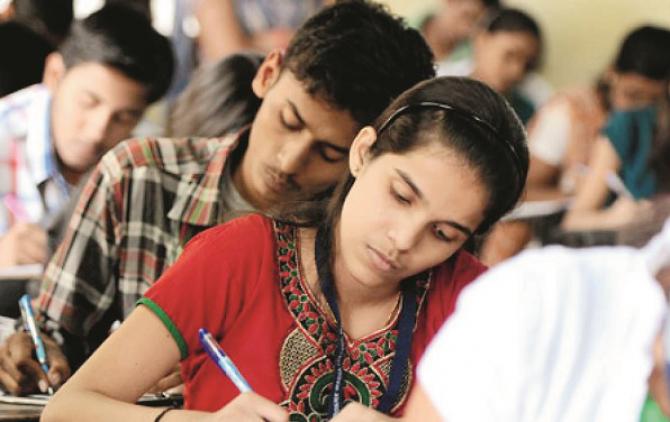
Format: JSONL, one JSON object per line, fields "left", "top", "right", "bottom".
{"left": 154, "top": 405, "right": 176, "bottom": 422}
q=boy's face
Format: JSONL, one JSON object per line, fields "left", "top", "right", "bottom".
{"left": 44, "top": 54, "right": 148, "bottom": 182}
{"left": 234, "top": 51, "right": 360, "bottom": 210}
{"left": 473, "top": 31, "right": 539, "bottom": 94}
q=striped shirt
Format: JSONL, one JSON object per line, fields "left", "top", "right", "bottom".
{"left": 36, "top": 133, "right": 252, "bottom": 356}
{"left": 0, "top": 84, "right": 71, "bottom": 233}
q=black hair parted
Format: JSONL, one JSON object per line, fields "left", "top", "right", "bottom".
{"left": 282, "top": 0, "right": 436, "bottom": 127}
{"left": 58, "top": 4, "right": 174, "bottom": 103}
{"left": 614, "top": 25, "right": 670, "bottom": 81}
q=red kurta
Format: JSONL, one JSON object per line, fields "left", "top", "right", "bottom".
{"left": 141, "top": 214, "right": 485, "bottom": 420}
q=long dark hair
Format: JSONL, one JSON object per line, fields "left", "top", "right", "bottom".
{"left": 277, "top": 76, "right": 529, "bottom": 238}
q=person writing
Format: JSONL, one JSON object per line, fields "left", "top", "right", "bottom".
{"left": 41, "top": 76, "right": 528, "bottom": 421}
{"left": 0, "top": 0, "right": 436, "bottom": 396}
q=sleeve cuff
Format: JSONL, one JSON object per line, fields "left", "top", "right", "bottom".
{"left": 136, "top": 297, "right": 188, "bottom": 359}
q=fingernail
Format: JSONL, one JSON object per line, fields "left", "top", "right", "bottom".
{"left": 38, "top": 380, "right": 48, "bottom": 393}
{"left": 48, "top": 373, "right": 61, "bottom": 386}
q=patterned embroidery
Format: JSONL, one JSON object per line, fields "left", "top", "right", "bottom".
{"left": 274, "top": 221, "right": 430, "bottom": 421}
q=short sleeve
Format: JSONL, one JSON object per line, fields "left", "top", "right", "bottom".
{"left": 139, "top": 214, "right": 275, "bottom": 359}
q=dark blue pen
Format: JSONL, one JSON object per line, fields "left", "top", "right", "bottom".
{"left": 198, "top": 328, "right": 251, "bottom": 393}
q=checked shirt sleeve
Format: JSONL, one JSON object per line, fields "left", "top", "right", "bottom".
{"left": 36, "top": 150, "right": 123, "bottom": 343}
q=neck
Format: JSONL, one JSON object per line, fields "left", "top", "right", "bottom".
{"left": 59, "top": 165, "right": 82, "bottom": 186}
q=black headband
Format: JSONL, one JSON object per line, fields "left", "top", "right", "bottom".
{"left": 376, "top": 101, "right": 525, "bottom": 206}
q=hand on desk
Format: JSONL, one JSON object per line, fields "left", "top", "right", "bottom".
{"left": 0, "top": 223, "right": 47, "bottom": 268}
{"left": 0, "top": 330, "right": 70, "bottom": 395}
{"left": 201, "top": 392, "right": 287, "bottom": 422}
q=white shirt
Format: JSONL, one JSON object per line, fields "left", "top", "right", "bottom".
{"left": 418, "top": 245, "right": 666, "bottom": 422}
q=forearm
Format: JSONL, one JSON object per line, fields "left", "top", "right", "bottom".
{"left": 42, "top": 389, "right": 207, "bottom": 422}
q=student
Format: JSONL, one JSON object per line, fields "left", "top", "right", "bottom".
{"left": 0, "top": 0, "right": 435, "bottom": 396}
{"left": 0, "top": 4, "right": 173, "bottom": 269}
{"left": 395, "top": 217, "right": 670, "bottom": 422}
{"left": 41, "top": 75, "right": 528, "bottom": 422}
{"left": 166, "top": 52, "right": 264, "bottom": 138}
{"left": 561, "top": 88, "right": 670, "bottom": 230}
{"left": 479, "top": 25, "right": 670, "bottom": 266}
{"left": 465, "top": 8, "right": 542, "bottom": 124}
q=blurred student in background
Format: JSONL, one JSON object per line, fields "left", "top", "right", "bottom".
{"left": 166, "top": 52, "right": 263, "bottom": 138}
{"left": 562, "top": 28, "right": 670, "bottom": 231}
{"left": 0, "top": 4, "right": 173, "bottom": 269}
{"left": 480, "top": 24, "right": 670, "bottom": 266}
{"left": 459, "top": 8, "right": 543, "bottom": 124}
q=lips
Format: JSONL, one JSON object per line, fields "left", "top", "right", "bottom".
{"left": 366, "top": 245, "right": 399, "bottom": 273}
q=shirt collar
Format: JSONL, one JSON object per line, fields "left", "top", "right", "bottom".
{"left": 25, "top": 85, "right": 67, "bottom": 191}
{"left": 167, "top": 130, "right": 245, "bottom": 226}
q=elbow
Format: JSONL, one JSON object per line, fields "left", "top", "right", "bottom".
{"left": 41, "top": 392, "right": 70, "bottom": 422}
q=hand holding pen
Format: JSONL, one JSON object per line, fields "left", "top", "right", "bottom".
{"left": 198, "top": 328, "right": 287, "bottom": 422}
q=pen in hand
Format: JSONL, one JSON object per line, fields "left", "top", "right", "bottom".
{"left": 18, "top": 294, "right": 54, "bottom": 395}
{"left": 198, "top": 328, "right": 251, "bottom": 393}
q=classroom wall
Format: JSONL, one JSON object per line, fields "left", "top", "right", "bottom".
{"left": 381, "top": 0, "right": 670, "bottom": 91}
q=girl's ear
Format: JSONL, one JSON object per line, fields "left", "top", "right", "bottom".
{"left": 349, "top": 126, "right": 377, "bottom": 177}
{"left": 251, "top": 49, "right": 283, "bottom": 98}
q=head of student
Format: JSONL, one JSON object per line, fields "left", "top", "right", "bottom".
{"left": 607, "top": 25, "right": 670, "bottom": 110}
{"left": 472, "top": 7, "right": 542, "bottom": 94}
{"left": 167, "top": 52, "right": 264, "bottom": 138}
{"left": 42, "top": 4, "right": 174, "bottom": 184}
{"left": 432, "top": 0, "right": 500, "bottom": 45}
{"left": 312, "top": 77, "right": 528, "bottom": 288}
{"left": 234, "top": 0, "right": 435, "bottom": 211}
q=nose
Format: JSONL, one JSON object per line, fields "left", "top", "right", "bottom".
{"left": 85, "top": 109, "right": 114, "bottom": 144}
{"left": 387, "top": 218, "right": 423, "bottom": 253}
{"left": 276, "top": 136, "right": 311, "bottom": 175}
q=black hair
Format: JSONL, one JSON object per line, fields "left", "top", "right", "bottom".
{"left": 282, "top": 0, "right": 436, "bottom": 127}
{"left": 0, "top": 21, "right": 54, "bottom": 97}
{"left": 12, "top": 0, "right": 73, "bottom": 45}
{"left": 614, "top": 25, "right": 670, "bottom": 81}
{"left": 58, "top": 4, "right": 174, "bottom": 103}
{"left": 483, "top": 7, "right": 542, "bottom": 70}
{"left": 279, "top": 77, "right": 529, "bottom": 238}
{"left": 167, "top": 52, "right": 263, "bottom": 137}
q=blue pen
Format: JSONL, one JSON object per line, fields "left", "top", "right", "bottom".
{"left": 198, "top": 328, "right": 251, "bottom": 393}
{"left": 18, "top": 294, "right": 54, "bottom": 395}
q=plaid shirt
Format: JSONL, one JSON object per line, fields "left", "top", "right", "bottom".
{"left": 0, "top": 84, "right": 71, "bottom": 233}
{"left": 37, "top": 133, "right": 247, "bottom": 356}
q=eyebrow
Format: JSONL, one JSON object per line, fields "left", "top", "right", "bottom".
{"left": 395, "top": 168, "right": 474, "bottom": 237}
{"left": 286, "top": 100, "right": 351, "bottom": 154}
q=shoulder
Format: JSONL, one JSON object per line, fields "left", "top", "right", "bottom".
{"left": 185, "top": 214, "right": 275, "bottom": 258}
{"left": 434, "top": 250, "right": 487, "bottom": 288}
{"left": 98, "top": 135, "right": 238, "bottom": 181}
{"left": 0, "top": 85, "right": 46, "bottom": 136}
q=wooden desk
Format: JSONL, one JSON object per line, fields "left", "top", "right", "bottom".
{"left": 0, "top": 403, "right": 41, "bottom": 421}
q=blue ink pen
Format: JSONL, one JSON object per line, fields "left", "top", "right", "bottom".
{"left": 198, "top": 328, "right": 251, "bottom": 393}
{"left": 18, "top": 294, "right": 54, "bottom": 395}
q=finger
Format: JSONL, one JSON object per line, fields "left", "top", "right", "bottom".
{"left": 246, "top": 393, "right": 288, "bottom": 422}
{"left": 153, "top": 372, "right": 182, "bottom": 393}
{"left": 6, "top": 333, "right": 49, "bottom": 392}
{"left": 16, "top": 238, "right": 47, "bottom": 265}
{"left": 43, "top": 339, "right": 71, "bottom": 386}
{"left": 0, "top": 368, "right": 22, "bottom": 396}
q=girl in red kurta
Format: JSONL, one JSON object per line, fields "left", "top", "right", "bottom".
{"left": 42, "top": 77, "right": 529, "bottom": 422}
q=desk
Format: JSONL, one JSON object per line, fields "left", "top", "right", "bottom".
{"left": 0, "top": 403, "right": 41, "bottom": 421}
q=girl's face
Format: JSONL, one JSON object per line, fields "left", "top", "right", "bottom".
{"left": 335, "top": 128, "right": 488, "bottom": 290}
{"left": 608, "top": 71, "right": 667, "bottom": 110}
{"left": 473, "top": 30, "right": 540, "bottom": 94}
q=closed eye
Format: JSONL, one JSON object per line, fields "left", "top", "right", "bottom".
{"left": 433, "top": 225, "right": 456, "bottom": 242}
{"left": 391, "top": 187, "right": 411, "bottom": 205}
